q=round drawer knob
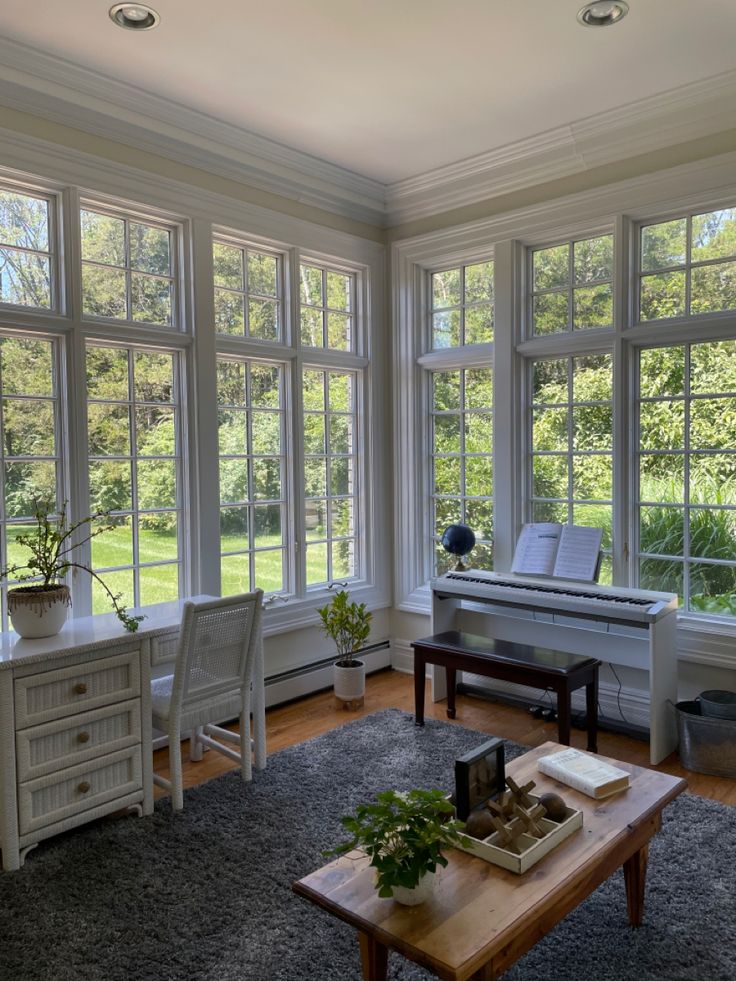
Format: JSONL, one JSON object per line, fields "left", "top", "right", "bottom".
{"left": 77, "top": 732, "right": 90, "bottom": 744}
{"left": 73, "top": 683, "right": 88, "bottom": 695}
{"left": 77, "top": 781, "right": 91, "bottom": 794}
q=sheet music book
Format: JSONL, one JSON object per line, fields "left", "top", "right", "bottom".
{"left": 510, "top": 523, "right": 603, "bottom": 582}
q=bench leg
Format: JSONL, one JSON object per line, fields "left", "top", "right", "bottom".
{"left": 556, "top": 684, "right": 571, "bottom": 746}
{"left": 414, "top": 652, "right": 426, "bottom": 726}
{"left": 586, "top": 672, "right": 599, "bottom": 753}
{"left": 446, "top": 667, "right": 457, "bottom": 719}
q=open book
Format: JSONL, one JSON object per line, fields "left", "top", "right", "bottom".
{"left": 510, "top": 523, "right": 602, "bottom": 582}
{"left": 537, "top": 748, "right": 630, "bottom": 800}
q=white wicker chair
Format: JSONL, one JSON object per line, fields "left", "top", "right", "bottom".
{"left": 151, "top": 591, "right": 264, "bottom": 811}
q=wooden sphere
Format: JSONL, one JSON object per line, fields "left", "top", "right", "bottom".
{"left": 539, "top": 792, "right": 568, "bottom": 823}
{"left": 465, "top": 807, "right": 496, "bottom": 840}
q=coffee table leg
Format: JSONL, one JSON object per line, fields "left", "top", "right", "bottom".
{"left": 358, "top": 931, "right": 388, "bottom": 980}
{"left": 623, "top": 844, "right": 649, "bottom": 927}
{"left": 414, "top": 652, "right": 425, "bottom": 726}
{"left": 446, "top": 667, "right": 457, "bottom": 719}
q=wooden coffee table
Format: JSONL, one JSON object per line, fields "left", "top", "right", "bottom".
{"left": 293, "top": 742, "right": 686, "bottom": 981}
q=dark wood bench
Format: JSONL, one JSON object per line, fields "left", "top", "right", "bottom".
{"left": 412, "top": 630, "right": 600, "bottom": 752}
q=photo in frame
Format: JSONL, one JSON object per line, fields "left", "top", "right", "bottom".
{"left": 454, "top": 738, "right": 506, "bottom": 821}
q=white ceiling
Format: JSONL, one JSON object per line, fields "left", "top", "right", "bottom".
{"left": 0, "top": 0, "right": 734, "bottom": 185}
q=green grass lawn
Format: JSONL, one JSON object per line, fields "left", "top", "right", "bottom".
{"left": 6, "top": 524, "right": 347, "bottom": 612}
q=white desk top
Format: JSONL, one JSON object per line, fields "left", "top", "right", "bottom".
{"left": 0, "top": 596, "right": 214, "bottom": 670}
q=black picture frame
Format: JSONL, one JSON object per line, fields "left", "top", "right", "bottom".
{"left": 454, "top": 738, "right": 506, "bottom": 821}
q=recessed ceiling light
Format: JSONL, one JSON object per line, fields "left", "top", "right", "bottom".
{"left": 577, "top": 1, "right": 629, "bottom": 28}
{"left": 109, "top": 3, "right": 160, "bottom": 31}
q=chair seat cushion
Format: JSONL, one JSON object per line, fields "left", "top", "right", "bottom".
{"left": 151, "top": 674, "right": 244, "bottom": 730}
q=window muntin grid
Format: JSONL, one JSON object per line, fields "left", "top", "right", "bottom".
{"left": 0, "top": 188, "right": 53, "bottom": 310}
{"left": 530, "top": 354, "right": 613, "bottom": 583}
{"left": 86, "top": 343, "right": 182, "bottom": 610}
{"left": 530, "top": 235, "right": 613, "bottom": 336}
{"left": 638, "top": 341, "right": 736, "bottom": 616}
{"left": 431, "top": 368, "right": 493, "bottom": 574}
{"left": 430, "top": 261, "right": 494, "bottom": 349}
{"left": 303, "top": 368, "right": 358, "bottom": 585}
{"left": 80, "top": 207, "right": 175, "bottom": 326}
{"left": 0, "top": 335, "right": 60, "bottom": 629}
{"left": 299, "top": 263, "right": 354, "bottom": 351}
{"left": 212, "top": 240, "right": 283, "bottom": 341}
{"left": 217, "top": 358, "right": 286, "bottom": 595}
{"left": 639, "top": 207, "right": 736, "bottom": 322}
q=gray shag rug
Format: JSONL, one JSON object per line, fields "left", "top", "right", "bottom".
{"left": 2, "top": 709, "right": 734, "bottom": 981}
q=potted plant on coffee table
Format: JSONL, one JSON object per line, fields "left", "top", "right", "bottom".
{"left": 317, "top": 588, "right": 372, "bottom": 709}
{"left": 1, "top": 500, "right": 144, "bottom": 639}
{"left": 328, "top": 788, "right": 469, "bottom": 906}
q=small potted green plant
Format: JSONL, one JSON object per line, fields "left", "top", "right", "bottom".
{"left": 317, "top": 589, "right": 372, "bottom": 708}
{"left": 328, "top": 788, "right": 469, "bottom": 905}
{"left": 1, "top": 500, "right": 144, "bottom": 639}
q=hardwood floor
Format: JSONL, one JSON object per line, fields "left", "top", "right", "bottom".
{"left": 153, "top": 668, "right": 736, "bottom": 806}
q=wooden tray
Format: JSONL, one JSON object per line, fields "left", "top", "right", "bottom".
{"left": 456, "top": 795, "right": 583, "bottom": 874}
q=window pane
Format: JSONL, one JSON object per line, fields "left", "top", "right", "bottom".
{"left": 326, "top": 271, "right": 351, "bottom": 310}
{"left": 690, "top": 261, "right": 736, "bottom": 315}
{"left": 691, "top": 340, "right": 736, "bottom": 394}
{"left": 640, "top": 506, "right": 684, "bottom": 556}
{"left": 0, "top": 190, "right": 49, "bottom": 251}
{"left": 464, "top": 304, "right": 493, "bottom": 344}
{"left": 533, "top": 244, "right": 568, "bottom": 290}
{"left": 0, "top": 249, "right": 51, "bottom": 308}
{"left": 641, "top": 219, "right": 687, "bottom": 271}
{"left": 573, "top": 283, "right": 612, "bottom": 329}
{"left": 465, "top": 262, "right": 493, "bottom": 303}
{"left": 432, "top": 310, "right": 461, "bottom": 348}
{"left": 82, "top": 265, "right": 127, "bottom": 319}
{"left": 81, "top": 210, "right": 125, "bottom": 265}
{"left": 533, "top": 291, "right": 567, "bottom": 335}
{"left": 248, "top": 252, "right": 278, "bottom": 297}
{"left": 249, "top": 298, "right": 279, "bottom": 341}
{"left": 213, "top": 242, "right": 243, "bottom": 289}
{"left": 131, "top": 274, "right": 171, "bottom": 325}
{"left": 691, "top": 208, "right": 736, "bottom": 262}
{"left": 432, "top": 268, "right": 461, "bottom": 308}
{"left": 640, "top": 271, "right": 686, "bottom": 321}
{"left": 215, "top": 289, "right": 245, "bottom": 334}
{"left": 573, "top": 236, "right": 613, "bottom": 283}
{"left": 639, "top": 347, "right": 685, "bottom": 398}
{"left": 300, "top": 264, "right": 322, "bottom": 305}
{"left": 431, "top": 260, "right": 494, "bottom": 348}
{"left": 639, "top": 400, "right": 685, "bottom": 450}
{"left": 129, "top": 222, "right": 170, "bottom": 276}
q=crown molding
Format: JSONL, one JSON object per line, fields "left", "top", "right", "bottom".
{"left": 0, "top": 37, "right": 387, "bottom": 227}
{"left": 384, "top": 70, "right": 736, "bottom": 226}
{"left": 1, "top": 36, "right": 736, "bottom": 229}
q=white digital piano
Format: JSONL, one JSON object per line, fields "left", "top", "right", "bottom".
{"left": 430, "top": 569, "right": 679, "bottom": 764}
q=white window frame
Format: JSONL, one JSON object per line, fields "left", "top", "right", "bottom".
{"left": 393, "top": 153, "right": 736, "bottom": 669}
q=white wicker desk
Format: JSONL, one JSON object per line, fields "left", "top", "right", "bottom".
{"left": 0, "top": 596, "right": 266, "bottom": 871}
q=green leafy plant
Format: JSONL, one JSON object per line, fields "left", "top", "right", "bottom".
{"left": 1, "top": 501, "right": 145, "bottom": 632}
{"left": 326, "top": 788, "right": 470, "bottom": 898}
{"left": 317, "top": 589, "right": 372, "bottom": 666}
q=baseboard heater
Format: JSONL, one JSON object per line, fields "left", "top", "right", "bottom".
{"left": 152, "top": 641, "right": 392, "bottom": 751}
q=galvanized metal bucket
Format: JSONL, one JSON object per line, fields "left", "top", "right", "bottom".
{"left": 673, "top": 700, "right": 736, "bottom": 778}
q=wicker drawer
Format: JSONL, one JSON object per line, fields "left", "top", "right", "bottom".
{"left": 14, "top": 649, "right": 140, "bottom": 729}
{"left": 18, "top": 746, "right": 142, "bottom": 836}
{"left": 150, "top": 630, "right": 179, "bottom": 667}
{"left": 16, "top": 699, "right": 142, "bottom": 782}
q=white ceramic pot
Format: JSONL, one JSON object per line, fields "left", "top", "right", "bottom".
{"left": 333, "top": 658, "right": 366, "bottom": 701}
{"left": 391, "top": 869, "right": 437, "bottom": 906}
{"left": 8, "top": 585, "right": 70, "bottom": 639}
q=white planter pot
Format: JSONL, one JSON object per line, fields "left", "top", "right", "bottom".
{"left": 391, "top": 869, "right": 437, "bottom": 906}
{"left": 333, "top": 659, "right": 366, "bottom": 701}
{"left": 8, "top": 585, "right": 70, "bottom": 639}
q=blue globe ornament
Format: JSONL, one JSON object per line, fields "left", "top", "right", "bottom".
{"left": 441, "top": 524, "right": 476, "bottom": 571}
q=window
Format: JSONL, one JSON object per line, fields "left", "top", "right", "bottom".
{"left": 217, "top": 358, "right": 286, "bottom": 595}
{"left": 430, "top": 261, "right": 494, "bottom": 348}
{"left": 0, "top": 188, "right": 52, "bottom": 310}
{"left": 0, "top": 336, "right": 60, "bottom": 628}
{"left": 638, "top": 341, "right": 736, "bottom": 615}
{"left": 530, "top": 354, "right": 613, "bottom": 582}
{"left": 422, "top": 258, "right": 494, "bottom": 576}
{"left": 431, "top": 368, "right": 493, "bottom": 573}
{"left": 300, "top": 262, "right": 354, "bottom": 350}
{"left": 86, "top": 343, "right": 182, "bottom": 610}
{"left": 213, "top": 240, "right": 282, "bottom": 341}
{"left": 639, "top": 207, "right": 736, "bottom": 322}
{"left": 303, "top": 368, "right": 358, "bottom": 585}
{"left": 531, "top": 235, "right": 613, "bottom": 335}
{"left": 80, "top": 207, "right": 175, "bottom": 325}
